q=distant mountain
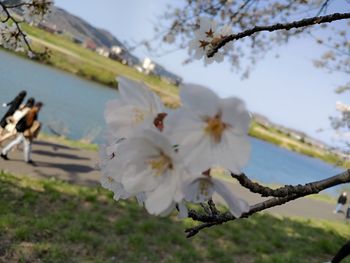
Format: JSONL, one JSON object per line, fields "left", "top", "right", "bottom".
{"left": 46, "top": 7, "right": 125, "bottom": 49}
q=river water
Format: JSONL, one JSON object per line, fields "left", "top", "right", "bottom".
{"left": 0, "top": 50, "right": 345, "bottom": 196}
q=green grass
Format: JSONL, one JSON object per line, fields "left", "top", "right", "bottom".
{"left": 38, "top": 133, "right": 98, "bottom": 152}
{"left": 1, "top": 171, "right": 350, "bottom": 263}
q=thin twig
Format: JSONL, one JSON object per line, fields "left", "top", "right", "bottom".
{"left": 186, "top": 169, "right": 350, "bottom": 237}
{"left": 207, "top": 12, "right": 350, "bottom": 57}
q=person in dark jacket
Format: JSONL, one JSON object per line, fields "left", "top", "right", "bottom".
{"left": 334, "top": 192, "right": 347, "bottom": 213}
{"left": 0, "top": 102, "right": 43, "bottom": 164}
{"left": 0, "top": 97, "right": 35, "bottom": 144}
{"left": 0, "top": 90, "right": 27, "bottom": 133}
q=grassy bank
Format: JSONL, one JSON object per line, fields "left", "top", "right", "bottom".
{"left": 249, "top": 120, "right": 350, "bottom": 168}
{"left": 1, "top": 172, "right": 350, "bottom": 263}
{"left": 20, "top": 24, "right": 180, "bottom": 108}
{"left": 38, "top": 133, "right": 98, "bottom": 152}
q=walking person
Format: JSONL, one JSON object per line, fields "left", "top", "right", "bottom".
{"left": 0, "top": 102, "right": 43, "bottom": 164}
{"left": 0, "top": 97, "right": 35, "bottom": 144}
{"left": 334, "top": 192, "right": 347, "bottom": 214}
{"left": 0, "top": 90, "right": 27, "bottom": 134}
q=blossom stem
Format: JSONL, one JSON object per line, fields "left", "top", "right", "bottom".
{"left": 186, "top": 169, "right": 350, "bottom": 238}
{"left": 207, "top": 12, "right": 350, "bottom": 57}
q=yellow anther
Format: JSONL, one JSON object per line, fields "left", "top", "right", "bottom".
{"left": 204, "top": 115, "right": 227, "bottom": 142}
{"left": 198, "top": 179, "right": 210, "bottom": 196}
{"left": 148, "top": 152, "right": 173, "bottom": 176}
{"left": 132, "top": 107, "right": 145, "bottom": 124}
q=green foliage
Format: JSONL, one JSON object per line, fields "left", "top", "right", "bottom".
{"left": 1, "top": 172, "right": 350, "bottom": 262}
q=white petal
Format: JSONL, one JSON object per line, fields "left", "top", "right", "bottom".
{"left": 145, "top": 181, "right": 176, "bottom": 215}
{"left": 139, "top": 129, "right": 175, "bottom": 159}
{"left": 104, "top": 99, "right": 124, "bottom": 122}
{"left": 179, "top": 135, "right": 216, "bottom": 173}
{"left": 136, "top": 192, "right": 146, "bottom": 206}
{"left": 212, "top": 178, "right": 249, "bottom": 218}
{"left": 213, "top": 52, "right": 224, "bottom": 63}
{"left": 113, "top": 183, "right": 132, "bottom": 200}
{"left": 177, "top": 202, "right": 189, "bottom": 218}
{"left": 184, "top": 177, "right": 214, "bottom": 203}
{"left": 222, "top": 132, "right": 251, "bottom": 172}
{"left": 117, "top": 137, "right": 160, "bottom": 166}
{"left": 118, "top": 77, "right": 164, "bottom": 113}
{"left": 122, "top": 167, "right": 161, "bottom": 193}
{"left": 159, "top": 202, "right": 176, "bottom": 217}
{"left": 180, "top": 84, "right": 220, "bottom": 117}
{"left": 164, "top": 108, "right": 204, "bottom": 145}
{"left": 221, "top": 97, "right": 250, "bottom": 135}
{"left": 199, "top": 17, "right": 218, "bottom": 35}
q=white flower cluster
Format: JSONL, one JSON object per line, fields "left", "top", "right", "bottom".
{"left": 336, "top": 101, "right": 350, "bottom": 113}
{"left": 23, "top": 0, "right": 54, "bottom": 24}
{"left": 100, "top": 76, "right": 251, "bottom": 218}
{"left": 189, "top": 17, "right": 233, "bottom": 64}
{"left": 0, "top": 23, "right": 25, "bottom": 51}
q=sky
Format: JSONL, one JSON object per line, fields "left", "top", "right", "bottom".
{"left": 54, "top": 0, "right": 350, "bottom": 145}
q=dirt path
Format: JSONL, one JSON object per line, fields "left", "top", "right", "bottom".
{"left": 0, "top": 138, "right": 346, "bottom": 221}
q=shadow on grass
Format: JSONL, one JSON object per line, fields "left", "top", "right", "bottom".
{"left": 0, "top": 173, "right": 349, "bottom": 263}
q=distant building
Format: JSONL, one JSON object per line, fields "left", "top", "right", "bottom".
{"left": 134, "top": 65, "right": 144, "bottom": 73}
{"left": 109, "top": 45, "right": 139, "bottom": 66}
{"left": 84, "top": 38, "right": 97, "bottom": 51}
{"left": 111, "top": 46, "right": 123, "bottom": 55}
{"left": 37, "top": 21, "right": 57, "bottom": 34}
{"left": 142, "top": 57, "right": 156, "bottom": 75}
{"left": 72, "top": 36, "right": 84, "bottom": 44}
{"left": 96, "top": 47, "right": 110, "bottom": 57}
{"left": 138, "top": 57, "right": 182, "bottom": 86}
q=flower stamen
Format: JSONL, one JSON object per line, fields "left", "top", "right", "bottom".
{"left": 204, "top": 114, "right": 227, "bottom": 142}
{"left": 199, "top": 180, "right": 210, "bottom": 196}
{"left": 148, "top": 152, "right": 173, "bottom": 176}
{"left": 132, "top": 107, "right": 145, "bottom": 124}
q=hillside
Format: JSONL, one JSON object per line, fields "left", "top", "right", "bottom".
{"left": 47, "top": 7, "right": 126, "bottom": 49}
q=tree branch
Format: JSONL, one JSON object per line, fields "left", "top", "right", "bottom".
{"left": 185, "top": 169, "right": 350, "bottom": 237}
{"left": 230, "top": 172, "right": 349, "bottom": 197}
{"left": 207, "top": 12, "right": 350, "bottom": 57}
{"left": 0, "top": 1, "right": 49, "bottom": 58}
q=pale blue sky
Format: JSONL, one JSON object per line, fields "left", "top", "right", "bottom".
{"left": 55, "top": 0, "right": 350, "bottom": 145}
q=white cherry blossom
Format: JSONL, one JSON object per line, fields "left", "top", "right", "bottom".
{"left": 116, "top": 129, "right": 187, "bottom": 216}
{"left": 189, "top": 17, "right": 232, "bottom": 64}
{"left": 104, "top": 77, "right": 166, "bottom": 138}
{"left": 0, "top": 24, "right": 25, "bottom": 50}
{"left": 99, "top": 139, "right": 131, "bottom": 201}
{"left": 23, "top": 0, "right": 54, "bottom": 24}
{"left": 336, "top": 101, "right": 350, "bottom": 113}
{"left": 165, "top": 84, "right": 251, "bottom": 174}
{"left": 184, "top": 175, "right": 250, "bottom": 218}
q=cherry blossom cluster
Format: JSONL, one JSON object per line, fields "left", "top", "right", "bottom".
{"left": 99, "top": 77, "right": 251, "bottom": 218}
{"left": 189, "top": 17, "right": 232, "bottom": 64}
{"left": 0, "top": 0, "right": 53, "bottom": 52}
{"left": 23, "top": 0, "right": 54, "bottom": 24}
{"left": 0, "top": 23, "right": 25, "bottom": 51}
{"left": 336, "top": 101, "right": 350, "bottom": 113}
